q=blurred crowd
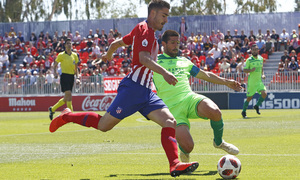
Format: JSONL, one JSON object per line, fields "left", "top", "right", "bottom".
{"left": 1, "top": 23, "right": 300, "bottom": 94}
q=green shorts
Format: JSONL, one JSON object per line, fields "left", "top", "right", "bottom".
{"left": 247, "top": 81, "right": 266, "bottom": 97}
{"left": 168, "top": 92, "right": 208, "bottom": 129}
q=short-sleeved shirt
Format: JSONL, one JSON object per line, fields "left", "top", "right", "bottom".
{"left": 55, "top": 51, "right": 79, "bottom": 75}
{"left": 122, "top": 20, "right": 159, "bottom": 88}
{"left": 153, "top": 53, "right": 196, "bottom": 107}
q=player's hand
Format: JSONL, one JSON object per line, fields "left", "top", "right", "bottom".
{"left": 262, "top": 74, "right": 266, "bottom": 79}
{"left": 102, "top": 52, "right": 113, "bottom": 63}
{"left": 226, "top": 79, "right": 243, "bottom": 92}
{"left": 163, "top": 71, "right": 178, "bottom": 86}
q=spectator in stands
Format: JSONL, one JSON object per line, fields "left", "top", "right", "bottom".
{"left": 187, "top": 32, "right": 195, "bottom": 43}
{"left": 14, "top": 38, "right": 23, "bottom": 56}
{"left": 93, "top": 34, "right": 100, "bottom": 45}
{"left": 101, "top": 29, "right": 108, "bottom": 40}
{"left": 241, "top": 37, "right": 249, "bottom": 54}
{"left": 37, "top": 43, "right": 45, "bottom": 56}
{"left": 55, "top": 38, "right": 65, "bottom": 53}
{"left": 264, "top": 29, "right": 271, "bottom": 41}
{"left": 278, "top": 28, "right": 289, "bottom": 51}
{"left": 29, "top": 32, "right": 37, "bottom": 46}
{"left": 3, "top": 32, "right": 11, "bottom": 42}
{"left": 205, "top": 52, "right": 215, "bottom": 70}
{"left": 8, "top": 27, "right": 16, "bottom": 37}
{"left": 45, "top": 69, "right": 54, "bottom": 93}
{"left": 179, "top": 17, "right": 188, "bottom": 35}
{"left": 249, "top": 37, "right": 256, "bottom": 49}
{"left": 10, "top": 32, "right": 17, "bottom": 44}
{"left": 190, "top": 52, "right": 199, "bottom": 67}
{"left": 107, "top": 32, "right": 115, "bottom": 45}
{"left": 256, "top": 36, "right": 266, "bottom": 54}
{"left": 209, "top": 30, "right": 219, "bottom": 45}
{"left": 0, "top": 59, "right": 2, "bottom": 73}
{"left": 67, "top": 30, "right": 73, "bottom": 41}
{"left": 187, "top": 39, "right": 196, "bottom": 53}
{"left": 44, "top": 32, "right": 52, "bottom": 44}
{"left": 288, "top": 34, "right": 300, "bottom": 54}
{"left": 240, "top": 30, "right": 247, "bottom": 43}
{"left": 265, "top": 36, "right": 274, "bottom": 55}
{"left": 195, "top": 40, "right": 203, "bottom": 56}
{"left": 17, "top": 31, "right": 24, "bottom": 44}
{"left": 36, "top": 70, "right": 45, "bottom": 94}
{"left": 73, "top": 31, "right": 81, "bottom": 44}
{"left": 38, "top": 31, "right": 45, "bottom": 40}
{"left": 257, "top": 29, "right": 264, "bottom": 39}
{"left": 218, "top": 37, "right": 227, "bottom": 51}
{"left": 37, "top": 37, "right": 46, "bottom": 49}
{"left": 107, "top": 60, "right": 119, "bottom": 76}
{"left": 8, "top": 45, "right": 17, "bottom": 63}
{"left": 51, "top": 37, "right": 58, "bottom": 51}
{"left": 92, "top": 68, "right": 102, "bottom": 92}
{"left": 0, "top": 50, "right": 9, "bottom": 70}
{"left": 181, "top": 45, "right": 190, "bottom": 58}
{"left": 290, "top": 29, "right": 298, "bottom": 40}
{"left": 248, "top": 30, "right": 256, "bottom": 41}
{"left": 180, "top": 32, "right": 187, "bottom": 46}
{"left": 219, "top": 57, "right": 230, "bottom": 77}
{"left": 227, "top": 36, "right": 235, "bottom": 48}
{"left": 199, "top": 60, "right": 207, "bottom": 71}
{"left": 99, "top": 36, "right": 108, "bottom": 49}
{"left": 216, "top": 30, "right": 224, "bottom": 41}
{"left": 290, "top": 50, "right": 297, "bottom": 61}
{"left": 234, "top": 38, "right": 242, "bottom": 53}
{"left": 91, "top": 42, "right": 101, "bottom": 59}
{"left": 225, "top": 30, "right": 232, "bottom": 42}
{"left": 86, "top": 29, "right": 94, "bottom": 39}
{"left": 44, "top": 41, "right": 53, "bottom": 56}
{"left": 202, "top": 32, "right": 211, "bottom": 55}
{"left": 3, "top": 72, "right": 11, "bottom": 94}
{"left": 230, "top": 57, "right": 238, "bottom": 78}
{"left": 95, "top": 28, "right": 101, "bottom": 38}
{"left": 23, "top": 52, "right": 33, "bottom": 66}
{"left": 209, "top": 43, "right": 221, "bottom": 61}
{"left": 121, "top": 56, "right": 131, "bottom": 69}
{"left": 232, "top": 29, "right": 240, "bottom": 40}
{"left": 194, "top": 32, "right": 202, "bottom": 43}
{"left": 53, "top": 31, "right": 59, "bottom": 40}
{"left": 101, "top": 63, "right": 108, "bottom": 76}
{"left": 271, "top": 29, "right": 279, "bottom": 51}
{"left": 280, "top": 50, "right": 290, "bottom": 62}
{"left": 236, "top": 57, "right": 245, "bottom": 74}
{"left": 60, "top": 30, "right": 68, "bottom": 41}
{"left": 288, "top": 57, "right": 299, "bottom": 76}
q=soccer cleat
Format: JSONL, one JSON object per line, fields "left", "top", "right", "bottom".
{"left": 49, "top": 106, "right": 55, "bottom": 120}
{"left": 253, "top": 105, "right": 261, "bottom": 115}
{"left": 180, "top": 151, "right": 190, "bottom": 163}
{"left": 49, "top": 108, "right": 71, "bottom": 133}
{"left": 170, "top": 162, "right": 199, "bottom": 177}
{"left": 241, "top": 111, "right": 247, "bottom": 118}
{"left": 213, "top": 140, "right": 239, "bottom": 155}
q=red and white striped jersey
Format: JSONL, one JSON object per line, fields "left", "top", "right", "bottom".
{"left": 122, "top": 20, "right": 158, "bottom": 88}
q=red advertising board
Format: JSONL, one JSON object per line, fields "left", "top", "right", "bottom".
{"left": 0, "top": 95, "right": 116, "bottom": 112}
{"left": 103, "top": 76, "right": 157, "bottom": 93}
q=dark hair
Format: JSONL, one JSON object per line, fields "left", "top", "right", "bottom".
{"left": 162, "top": 30, "right": 179, "bottom": 43}
{"left": 251, "top": 44, "right": 258, "bottom": 49}
{"left": 64, "top": 38, "right": 71, "bottom": 46}
{"left": 148, "top": 0, "right": 170, "bottom": 16}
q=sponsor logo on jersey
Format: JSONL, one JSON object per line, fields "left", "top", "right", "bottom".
{"left": 116, "top": 107, "right": 123, "bottom": 114}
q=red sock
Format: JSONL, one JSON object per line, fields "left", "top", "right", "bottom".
{"left": 161, "top": 127, "right": 180, "bottom": 169}
{"left": 62, "top": 112, "right": 101, "bottom": 129}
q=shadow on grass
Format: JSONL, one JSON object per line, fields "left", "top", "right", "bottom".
{"left": 105, "top": 170, "right": 217, "bottom": 179}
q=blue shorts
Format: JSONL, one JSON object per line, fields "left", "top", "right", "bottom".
{"left": 107, "top": 78, "right": 167, "bottom": 120}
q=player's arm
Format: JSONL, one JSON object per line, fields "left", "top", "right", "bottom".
{"left": 53, "top": 61, "right": 58, "bottom": 78}
{"left": 261, "top": 64, "right": 266, "bottom": 79}
{"left": 139, "top": 51, "right": 178, "bottom": 86}
{"left": 102, "top": 38, "right": 126, "bottom": 62}
{"left": 195, "top": 67, "right": 242, "bottom": 91}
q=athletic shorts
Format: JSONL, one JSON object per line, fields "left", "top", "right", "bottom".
{"left": 60, "top": 73, "right": 74, "bottom": 92}
{"left": 168, "top": 92, "right": 208, "bottom": 129}
{"left": 247, "top": 81, "right": 266, "bottom": 97}
{"left": 107, "top": 78, "right": 167, "bottom": 120}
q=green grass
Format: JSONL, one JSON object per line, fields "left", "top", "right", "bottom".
{"left": 0, "top": 109, "right": 299, "bottom": 179}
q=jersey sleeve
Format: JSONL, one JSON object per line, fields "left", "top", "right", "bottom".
{"left": 245, "top": 58, "right": 250, "bottom": 69}
{"left": 138, "top": 27, "right": 155, "bottom": 53}
{"left": 55, "top": 53, "right": 63, "bottom": 63}
{"left": 122, "top": 29, "right": 133, "bottom": 45}
{"left": 74, "top": 53, "right": 79, "bottom": 64}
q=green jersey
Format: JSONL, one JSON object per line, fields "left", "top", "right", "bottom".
{"left": 153, "top": 53, "right": 196, "bottom": 107}
{"left": 245, "top": 55, "right": 264, "bottom": 82}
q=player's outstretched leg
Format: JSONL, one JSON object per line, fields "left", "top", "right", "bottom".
{"left": 213, "top": 140, "right": 239, "bottom": 155}
{"left": 253, "top": 105, "right": 261, "bottom": 115}
{"left": 49, "top": 108, "right": 71, "bottom": 132}
{"left": 170, "top": 162, "right": 199, "bottom": 177}
{"left": 49, "top": 108, "right": 102, "bottom": 133}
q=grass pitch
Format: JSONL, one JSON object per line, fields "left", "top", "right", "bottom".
{"left": 0, "top": 109, "right": 299, "bottom": 179}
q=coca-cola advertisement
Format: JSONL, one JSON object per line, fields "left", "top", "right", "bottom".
{"left": 0, "top": 95, "right": 116, "bottom": 112}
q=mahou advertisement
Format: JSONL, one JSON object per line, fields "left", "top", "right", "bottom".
{"left": 0, "top": 95, "right": 116, "bottom": 112}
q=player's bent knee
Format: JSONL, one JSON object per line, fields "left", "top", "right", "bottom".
{"left": 98, "top": 126, "right": 112, "bottom": 132}
{"left": 164, "top": 118, "right": 177, "bottom": 128}
{"left": 209, "top": 108, "right": 222, "bottom": 121}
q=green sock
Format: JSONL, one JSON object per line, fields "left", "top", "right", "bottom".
{"left": 256, "top": 96, "right": 265, "bottom": 106}
{"left": 52, "top": 98, "right": 65, "bottom": 112}
{"left": 210, "top": 119, "right": 224, "bottom": 146}
{"left": 242, "top": 101, "right": 249, "bottom": 112}
{"left": 66, "top": 101, "right": 73, "bottom": 112}
{"left": 179, "top": 145, "right": 188, "bottom": 154}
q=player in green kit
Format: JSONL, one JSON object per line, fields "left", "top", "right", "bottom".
{"left": 153, "top": 30, "right": 242, "bottom": 162}
{"left": 241, "top": 44, "right": 267, "bottom": 118}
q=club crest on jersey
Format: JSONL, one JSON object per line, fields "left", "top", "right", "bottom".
{"left": 116, "top": 107, "right": 123, "bottom": 114}
{"left": 142, "top": 39, "right": 148, "bottom": 47}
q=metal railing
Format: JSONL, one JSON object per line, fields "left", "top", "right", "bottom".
{"left": 0, "top": 71, "right": 299, "bottom": 95}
